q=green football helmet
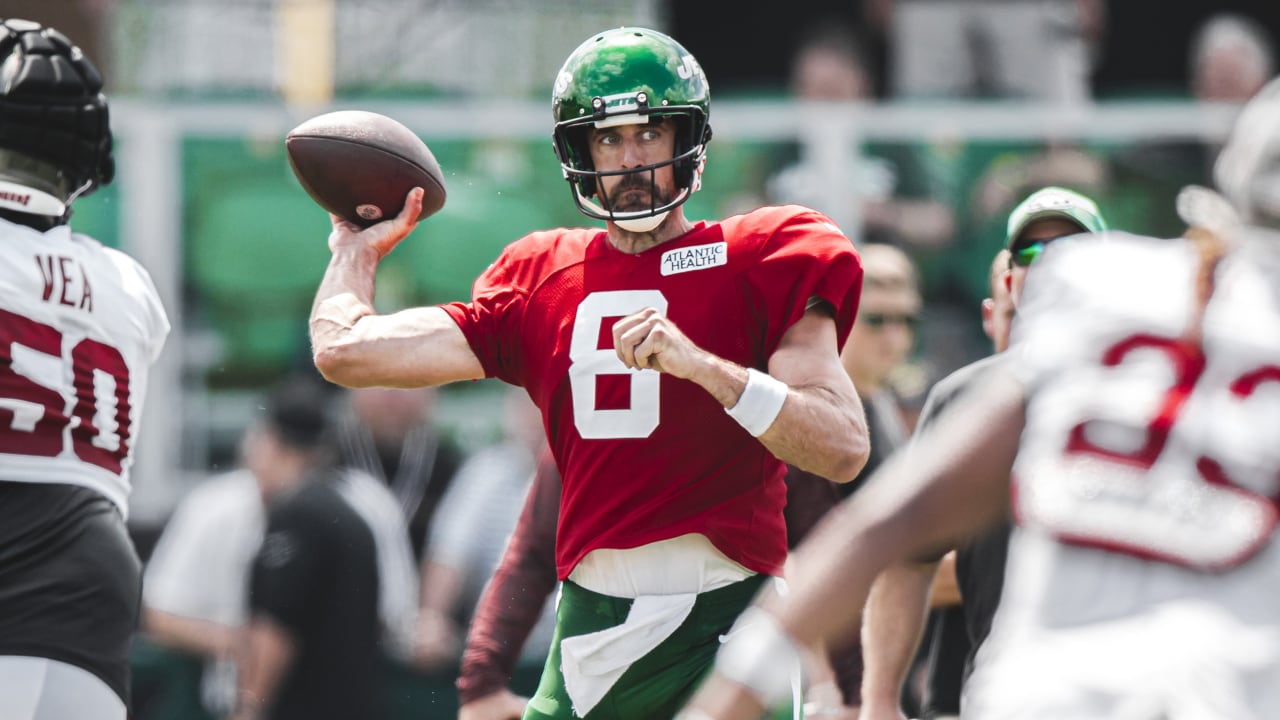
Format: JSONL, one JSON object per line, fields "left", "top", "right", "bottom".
{"left": 552, "top": 27, "right": 712, "bottom": 230}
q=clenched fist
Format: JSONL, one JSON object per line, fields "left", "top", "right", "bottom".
{"left": 611, "top": 307, "right": 709, "bottom": 380}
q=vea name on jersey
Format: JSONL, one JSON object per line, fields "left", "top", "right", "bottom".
{"left": 35, "top": 254, "right": 94, "bottom": 311}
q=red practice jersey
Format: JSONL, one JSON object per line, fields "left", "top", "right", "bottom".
{"left": 443, "top": 205, "right": 862, "bottom": 578}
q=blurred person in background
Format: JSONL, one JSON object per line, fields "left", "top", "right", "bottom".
{"left": 782, "top": 242, "right": 923, "bottom": 719}
{"left": 869, "top": 0, "right": 1104, "bottom": 102}
{"left": 785, "top": 243, "right": 924, "bottom": 552}
{"left": 765, "top": 23, "right": 955, "bottom": 253}
{"left": 1110, "top": 11, "right": 1277, "bottom": 237}
{"left": 141, "top": 445, "right": 264, "bottom": 719}
{"left": 218, "top": 380, "right": 417, "bottom": 720}
{"left": 412, "top": 389, "right": 557, "bottom": 681}
{"left": 933, "top": 140, "right": 1116, "bottom": 369}
{"left": 912, "top": 248, "right": 1015, "bottom": 720}
{"left": 336, "top": 385, "right": 464, "bottom": 563}
{"left": 754, "top": 20, "right": 1022, "bottom": 387}
{"left": 859, "top": 188, "right": 1107, "bottom": 720}
{"left": 754, "top": 22, "right": 958, "bottom": 387}
{"left": 970, "top": 145, "right": 1111, "bottom": 235}
{"left": 1190, "top": 13, "right": 1276, "bottom": 104}
{"left": 144, "top": 380, "right": 413, "bottom": 719}
{"left": 0, "top": 18, "right": 170, "bottom": 720}
{"left": 839, "top": 244, "right": 921, "bottom": 468}
{"left": 979, "top": 249, "right": 1016, "bottom": 355}
{"left": 309, "top": 25, "right": 869, "bottom": 720}
{"left": 890, "top": 3, "right": 1110, "bottom": 337}
{"left": 455, "top": 457, "right": 563, "bottom": 720}
{"left": 685, "top": 78, "right": 1280, "bottom": 719}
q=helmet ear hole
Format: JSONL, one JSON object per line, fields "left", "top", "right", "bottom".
{"left": 670, "top": 114, "right": 710, "bottom": 190}
{"left": 563, "top": 126, "right": 596, "bottom": 199}
{"left": 572, "top": 143, "right": 595, "bottom": 199}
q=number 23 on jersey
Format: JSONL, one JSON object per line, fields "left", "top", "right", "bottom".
{"left": 1033, "top": 332, "right": 1280, "bottom": 570}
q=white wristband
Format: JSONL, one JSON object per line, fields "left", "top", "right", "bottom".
{"left": 715, "top": 607, "right": 804, "bottom": 709}
{"left": 725, "top": 368, "right": 787, "bottom": 437}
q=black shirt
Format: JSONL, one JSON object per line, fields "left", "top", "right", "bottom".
{"left": 914, "top": 354, "right": 1013, "bottom": 716}
{"left": 249, "top": 471, "right": 383, "bottom": 720}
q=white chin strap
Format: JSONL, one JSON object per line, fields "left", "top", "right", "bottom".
{"left": 614, "top": 211, "right": 669, "bottom": 233}
{"left": 576, "top": 187, "right": 686, "bottom": 234}
{"left": 0, "top": 179, "right": 66, "bottom": 217}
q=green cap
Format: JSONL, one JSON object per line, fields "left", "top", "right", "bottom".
{"left": 1005, "top": 186, "right": 1108, "bottom": 249}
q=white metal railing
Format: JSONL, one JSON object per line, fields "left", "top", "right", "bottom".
{"left": 112, "top": 97, "right": 1242, "bottom": 139}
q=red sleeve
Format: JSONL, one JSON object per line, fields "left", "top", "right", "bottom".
{"left": 456, "top": 452, "right": 561, "bottom": 704}
{"left": 439, "top": 249, "right": 527, "bottom": 383}
{"left": 441, "top": 229, "right": 594, "bottom": 386}
{"left": 738, "top": 206, "right": 863, "bottom": 358}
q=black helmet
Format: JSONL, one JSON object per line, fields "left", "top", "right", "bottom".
{"left": 0, "top": 18, "right": 114, "bottom": 221}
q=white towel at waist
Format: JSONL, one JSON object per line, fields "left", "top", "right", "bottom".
{"left": 560, "top": 534, "right": 759, "bottom": 714}
{"left": 560, "top": 592, "right": 697, "bottom": 716}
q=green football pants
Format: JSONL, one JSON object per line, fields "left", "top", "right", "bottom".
{"left": 523, "top": 573, "right": 773, "bottom": 720}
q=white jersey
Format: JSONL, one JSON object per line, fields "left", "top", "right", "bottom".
{"left": 967, "top": 232, "right": 1280, "bottom": 719}
{"left": 0, "top": 217, "right": 168, "bottom": 515}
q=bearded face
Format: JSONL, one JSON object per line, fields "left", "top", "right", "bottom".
{"left": 601, "top": 166, "right": 677, "bottom": 214}
{"left": 587, "top": 118, "right": 680, "bottom": 216}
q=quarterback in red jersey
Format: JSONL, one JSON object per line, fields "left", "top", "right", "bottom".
{"left": 310, "top": 26, "right": 868, "bottom": 720}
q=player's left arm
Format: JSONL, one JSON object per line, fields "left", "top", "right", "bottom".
{"left": 614, "top": 304, "right": 868, "bottom": 483}
{"left": 760, "top": 304, "right": 869, "bottom": 482}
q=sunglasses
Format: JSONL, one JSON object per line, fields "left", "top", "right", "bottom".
{"left": 862, "top": 312, "right": 920, "bottom": 329}
{"left": 1009, "top": 234, "right": 1073, "bottom": 268}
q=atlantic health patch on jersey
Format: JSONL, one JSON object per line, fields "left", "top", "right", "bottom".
{"left": 660, "top": 241, "right": 726, "bottom": 276}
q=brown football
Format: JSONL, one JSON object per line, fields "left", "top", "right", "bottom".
{"left": 286, "top": 110, "right": 447, "bottom": 227}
